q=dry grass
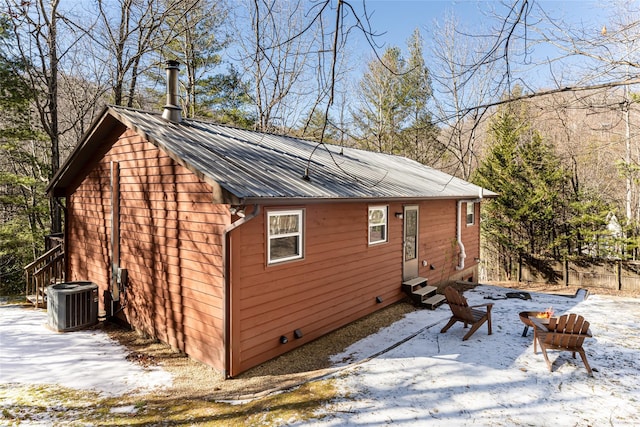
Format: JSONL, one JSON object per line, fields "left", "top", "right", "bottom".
{"left": 105, "top": 299, "right": 418, "bottom": 401}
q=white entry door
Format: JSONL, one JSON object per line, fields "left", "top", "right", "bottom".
{"left": 403, "top": 205, "right": 419, "bottom": 281}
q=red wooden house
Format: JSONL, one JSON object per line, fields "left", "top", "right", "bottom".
{"left": 46, "top": 64, "right": 495, "bottom": 377}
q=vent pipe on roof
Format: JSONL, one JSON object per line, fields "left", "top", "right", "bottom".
{"left": 162, "top": 60, "right": 182, "bottom": 123}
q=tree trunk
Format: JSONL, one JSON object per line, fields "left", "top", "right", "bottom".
{"left": 47, "top": 0, "right": 62, "bottom": 234}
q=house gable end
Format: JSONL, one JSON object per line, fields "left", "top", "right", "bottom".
{"left": 48, "top": 106, "right": 241, "bottom": 205}
{"left": 48, "top": 111, "right": 126, "bottom": 197}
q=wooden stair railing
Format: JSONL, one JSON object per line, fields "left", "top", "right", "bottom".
{"left": 24, "top": 244, "right": 65, "bottom": 307}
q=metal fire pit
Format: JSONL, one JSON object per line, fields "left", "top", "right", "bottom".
{"left": 518, "top": 311, "right": 552, "bottom": 337}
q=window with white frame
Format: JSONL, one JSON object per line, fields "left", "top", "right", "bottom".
{"left": 268, "top": 210, "right": 303, "bottom": 264}
{"left": 466, "top": 202, "right": 475, "bottom": 226}
{"left": 368, "top": 206, "right": 388, "bottom": 244}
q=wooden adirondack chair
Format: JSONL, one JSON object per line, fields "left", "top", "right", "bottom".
{"left": 440, "top": 286, "right": 494, "bottom": 340}
{"left": 530, "top": 313, "right": 593, "bottom": 375}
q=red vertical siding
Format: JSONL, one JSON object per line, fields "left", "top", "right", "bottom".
{"left": 66, "top": 129, "right": 228, "bottom": 370}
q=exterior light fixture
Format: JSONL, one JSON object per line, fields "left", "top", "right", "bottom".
{"left": 280, "top": 335, "right": 288, "bottom": 344}
{"left": 376, "top": 296, "right": 383, "bottom": 304}
{"left": 294, "top": 329, "right": 303, "bottom": 339}
{"left": 230, "top": 206, "right": 246, "bottom": 218}
{"left": 395, "top": 212, "right": 403, "bottom": 219}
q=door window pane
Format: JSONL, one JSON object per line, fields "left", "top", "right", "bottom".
{"left": 405, "top": 209, "right": 417, "bottom": 261}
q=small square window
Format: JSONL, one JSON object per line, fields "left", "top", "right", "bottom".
{"left": 268, "top": 210, "right": 303, "bottom": 264}
{"left": 368, "top": 206, "right": 388, "bottom": 245}
{"left": 466, "top": 202, "right": 475, "bottom": 226}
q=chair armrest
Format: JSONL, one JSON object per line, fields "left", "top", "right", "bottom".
{"left": 529, "top": 317, "right": 550, "bottom": 331}
{"left": 470, "top": 303, "right": 494, "bottom": 309}
{"left": 529, "top": 317, "right": 593, "bottom": 338}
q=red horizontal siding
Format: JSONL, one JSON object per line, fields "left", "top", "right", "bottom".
{"left": 228, "top": 198, "right": 481, "bottom": 375}
{"left": 66, "top": 127, "right": 482, "bottom": 377}
{"left": 228, "top": 202, "right": 405, "bottom": 375}
{"left": 65, "top": 128, "right": 228, "bottom": 372}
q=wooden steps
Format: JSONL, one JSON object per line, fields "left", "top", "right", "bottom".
{"left": 402, "top": 277, "right": 446, "bottom": 310}
{"left": 26, "top": 287, "right": 48, "bottom": 308}
{"left": 423, "top": 294, "right": 447, "bottom": 310}
{"left": 26, "top": 294, "right": 46, "bottom": 308}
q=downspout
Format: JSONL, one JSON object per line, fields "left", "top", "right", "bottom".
{"left": 456, "top": 189, "right": 484, "bottom": 271}
{"left": 222, "top": 204, "right": 261, "bottom": 379}
{"left": 55, "top": 197, "right": 68, "bottom": 280}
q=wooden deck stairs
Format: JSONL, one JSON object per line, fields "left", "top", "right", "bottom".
{"left": 24, "top": 239, "right": 65, "bottom": 308}
{"left": 402, "top": 277, "right": 446, "bottom": 310}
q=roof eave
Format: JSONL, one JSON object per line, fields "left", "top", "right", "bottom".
{"left": 46, "top": 105, "right": 242, "bottom": 205}
{"left": 47, "top": 106, "right": 121, "bottom": 197}
{"left": 239, "top": 194, "right": 497, "bottom": 206}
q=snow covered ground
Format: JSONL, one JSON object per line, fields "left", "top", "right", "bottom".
{"left": 307, "top": 285, "right": 640, "bottom": 426}
{"left": 1, "top": 284, "right": 639, "bottom": 426}
{"left": 0, "top": 305, "right": 172, "bottom": 396}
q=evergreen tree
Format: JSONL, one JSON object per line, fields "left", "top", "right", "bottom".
{"left": 564, "top": 194, "right": 617, "bottom": 258}
{"left": 401, "top": 29, "right": 439, "bottom": 164}
{"left": 298, "top": 108, "right": 339, "bottom": 143}
{"left": 352, "top": 46, "right": 407, "bottom": 154}
{"left": 160, "top": 0, "right": 229, "bottom": 118}
{"left": 473, "top": 98, "right": 570, "bottom": 277}
{"left": 202, "top": 65, "right": 255, "bottom": 128}
{"left": 0, "top": 15, "right": 49, "bottom": 294}
{"left": 352, "top": 29, "right": 437, "bottom": 163}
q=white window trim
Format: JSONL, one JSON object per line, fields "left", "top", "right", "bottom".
{"left": 267, "top": 209, "right": 304, "bottom": 264}
{"left": 466, "top": 202, "right": 475, "bottom": 226}
{"left": 368, "top": 205, "right": 388, "bottom": 245}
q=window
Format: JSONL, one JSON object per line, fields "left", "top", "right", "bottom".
{"left": 368, "top": 206, "right": 388, "bottom": 245}
{"left": 268, "top": 210, "right": 303, "bottom": 264}
{"left": 466, "top": 202, "right": 475, "bottom": 226}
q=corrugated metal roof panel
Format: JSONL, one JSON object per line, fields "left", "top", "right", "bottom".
{"left": 110, "top": 106, "right": 495, "bottom": 201}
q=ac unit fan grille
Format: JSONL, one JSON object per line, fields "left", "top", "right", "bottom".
{"left": 64, "top": 291, "right": 94, "bottom": 329}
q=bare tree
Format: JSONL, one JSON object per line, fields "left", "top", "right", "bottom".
{"left": 531, "top": 0, "right": 640, "bottom": 255}
{"left": 231, "top": 0, "right": 381, "bottom": 135}
{"left": 430, "top": 13, "right": 499, "bottom": 180}
{"left": 428, "top": 0, "right": 639, "bottom": 258}
{"left": 92, "top": 0, "right": 188, "bottom": 108}
{"left": 6, "top": 0, "right": 64, "bottom": 233}
{"left": 231, "top": 0, "right": 321, "bottom": 131}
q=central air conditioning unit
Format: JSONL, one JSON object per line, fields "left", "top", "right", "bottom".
{"left": 47, "top": 281, "right": 99, "bottom": 332}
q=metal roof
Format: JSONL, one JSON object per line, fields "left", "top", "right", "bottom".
{"left": 48, "top": 105, "right": 496, "bottom": 202}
